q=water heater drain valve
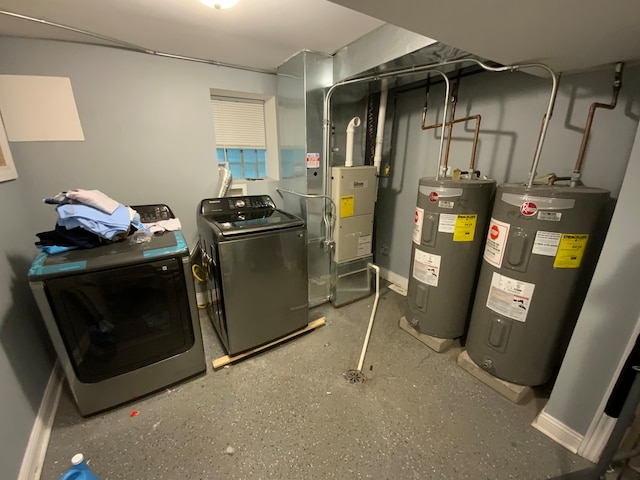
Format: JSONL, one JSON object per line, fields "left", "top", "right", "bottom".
{"left": 481, "top": 357, "right": 494, "bottom": 370}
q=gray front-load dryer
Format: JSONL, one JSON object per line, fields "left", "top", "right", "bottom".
{"left": 197, "top": 195, "right": 309, "bottom": 355}
{"left": 28, "top": 228, "right": 206, "bottom": 416}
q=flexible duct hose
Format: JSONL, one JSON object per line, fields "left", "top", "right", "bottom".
{"left": 216, "top": 165, "right": 232, "bottom": 197}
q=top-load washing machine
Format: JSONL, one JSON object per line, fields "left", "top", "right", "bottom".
{"left": 197, "top": 195, "right": 309, "bottom": 355}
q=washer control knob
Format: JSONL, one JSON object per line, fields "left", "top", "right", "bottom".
{"left": 235, "top": 199, "right": 246, "bottom": 208}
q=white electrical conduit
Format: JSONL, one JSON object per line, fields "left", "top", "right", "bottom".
{"left": 344, "top": 116, "right": 362, "bottom": 167}
{"left": 373, "top": 80, "right": 389, "bottom": 175}
{"left": 275, "top": 188, "right": 337, "bottom": 244}
{"left": 355, "top": 263, "right": 381, "bottom": 374}
{"left": 322, "top": 59, "right": 558, "bottom": 235}
{"left": 275, "top": 188, "right": 337, "bottom": 216}
{"left": 323, "top": 69, "right": 450, "bottom": 247}
{"left": 0, "top": 10, "right": 274, "bottom": 75}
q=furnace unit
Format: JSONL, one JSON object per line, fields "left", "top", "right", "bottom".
{"left": 331, "top": 165, "right": 378, "bottom": 306}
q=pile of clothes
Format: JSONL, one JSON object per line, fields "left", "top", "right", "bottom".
{"left": 36, "top": 189, "right": 146, "bottom": 254}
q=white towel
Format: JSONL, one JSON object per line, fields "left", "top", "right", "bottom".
{"left": 142, "top": 218, "right": 182, "bottom": 234}
{"left": 65, "top": 189, "right": 120, "bottom": 215}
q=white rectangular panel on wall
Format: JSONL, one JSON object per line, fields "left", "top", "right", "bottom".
{"left": 0, "top": 75, "right": 84, "bottom": 142}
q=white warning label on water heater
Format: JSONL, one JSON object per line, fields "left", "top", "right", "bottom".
{"left": 532, "top": 231, "right": 562, "bottom": 256}
{"left": 486, "top": 272, "right": 535, "bottom": 322}
{"left": 412, "top": 249, "right": 441, "bottom": 287}
{"left": 438, "top": 213, "right": 457, "bottom": 233}
{"left": 483, "top": 218, "right": 510, "bottom": 268}
{"left": 413, "top": 207, "right": 424, "bottom": 244}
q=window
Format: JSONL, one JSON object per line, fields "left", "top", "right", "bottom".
{"left": 216, "top": 147, "right": 266, "bottom": 179}
{"left": 212, "top": 94, "right": 275, "bottom": 180}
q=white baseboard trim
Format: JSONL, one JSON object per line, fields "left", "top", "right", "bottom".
{"left": 379, "top": 267, "right": 408, "bottom": 292}
{"left": 576, "top": 320, "right": 640, "bottom": 463}
{"left": 578, "top": 412, "right": 616, "bottom": 462}
{"left": 18, "top": 362, "right": 63, "bottom": 480}
{"left": 532, "top": 409, "right": 583, "bottom": 454}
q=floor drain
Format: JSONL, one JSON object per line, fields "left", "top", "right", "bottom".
{"left": 344, "top": 369, "right": 366, "bottom": 384}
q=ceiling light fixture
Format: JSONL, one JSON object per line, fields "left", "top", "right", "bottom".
{"left": 200, "top": 0, "right": 239, "bottom": 9}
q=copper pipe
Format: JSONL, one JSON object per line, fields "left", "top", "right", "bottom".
{"left": 468, "top": 114, "right": 482, "bottom": 171}
{"left": 574, "top": 62, "right": 624, "bottom": 175}
{"left": 421, "top": 70, "right": 482, "bottom": 172}
{"left": 421, "top": 115, "right": 482, "bottom": 171}
{"left": 443, "top": 97, "right": 457, "bottom": 171}
{"left": 443, "top": 72, "right": 461, "bottom": 171}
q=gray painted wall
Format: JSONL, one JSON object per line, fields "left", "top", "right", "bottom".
{"left": 0, "top": 36, "right": 276, "bottom": 479}
{"left": 374, "top": 66, "right": 640, "bottom": 284}
{"left": 544, "top": 123, "right": 640, "bottom": 434}
{"left": 3, "top": 35, "right": 640, "bottom": 476}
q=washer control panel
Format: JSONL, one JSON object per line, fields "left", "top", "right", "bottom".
{"left": 200, "top": 195, "right": 275, "bottom": 215}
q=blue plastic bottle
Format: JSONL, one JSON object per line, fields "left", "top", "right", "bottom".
{"left": 59, "top": 453, "right": 99, "bottom": 480}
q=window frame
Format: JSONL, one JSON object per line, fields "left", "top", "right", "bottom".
{"left": 210, "top": 89, "right": 279, "bottom": 181}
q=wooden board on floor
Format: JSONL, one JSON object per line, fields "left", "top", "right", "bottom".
{"left": 212, "top": 317, "right": 326, "bottom": 369}
{"left": 399, "top": 316, "right": 455, "bottom": 353}
{"left": 457, "top": 349, "right": 533, "bottom": 404}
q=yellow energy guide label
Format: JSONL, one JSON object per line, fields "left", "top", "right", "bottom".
{"left": 438, "top": 214, "right": 477, "bottom": 242}
{"left": 340, "top": 195, "right": 354, "bottom": 218}
{"left": 553, "top": 233, "right": 589, "bottom": 269}
{"left": 453, "top": 214, "right": 477, "bottom": 242}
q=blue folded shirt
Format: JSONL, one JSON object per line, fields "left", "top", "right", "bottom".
{"left": 57, "top": 203, "right": 131, "bottom": 240}
{"left": 36, "top": 244, "right": 78, "bottom": 255}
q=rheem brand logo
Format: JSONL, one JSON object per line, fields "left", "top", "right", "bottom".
{"left": 489, "top": 224, "right": 500, "bottom": 240}
{"left": 520, "top": 201, "right": 537, "bottom": 216}
{"left": 429, "top": 191, "right": 438, "bottom": 202}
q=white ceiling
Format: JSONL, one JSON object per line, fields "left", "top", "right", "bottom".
{"left": 0, "top": 0, "right": 384, "bottom": 72}
{"left": 329, "top": 0, "right": 640, "bottom": 74}
{"left": 3, "top": 0, "right": 637, "bottom": 75}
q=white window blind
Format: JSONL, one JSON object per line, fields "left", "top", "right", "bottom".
{"left": 211, "top": 96, "right": 266, "bottom": 148}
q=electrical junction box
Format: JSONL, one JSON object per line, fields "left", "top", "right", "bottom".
{"left": 331, "top": 165, "right": 378, "bottom": 263}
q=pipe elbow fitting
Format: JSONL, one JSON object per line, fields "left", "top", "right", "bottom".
{"left": 346, "top": 116, "right": 361, "bottom": 133}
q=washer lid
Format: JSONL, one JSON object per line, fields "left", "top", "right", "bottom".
{"left": 204, "top": 208, "right": 304, "bottom": 237}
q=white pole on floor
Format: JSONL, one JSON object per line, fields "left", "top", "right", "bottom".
{"left": 356, "top": 263, "right": 380, "bottom": 373}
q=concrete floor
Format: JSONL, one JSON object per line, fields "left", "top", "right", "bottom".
{"left": 42, "top": 287, "right": 595, "bottom": 480}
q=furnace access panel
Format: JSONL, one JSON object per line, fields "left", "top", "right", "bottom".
{"left": 331, "top": 165, "right": 378, "bottom": 263}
